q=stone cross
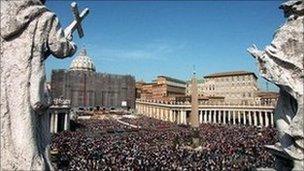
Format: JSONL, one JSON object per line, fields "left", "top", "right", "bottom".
{"left": 64, "top": 2, "right": 89, "bottom": 38}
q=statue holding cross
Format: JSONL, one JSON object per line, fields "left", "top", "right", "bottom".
{"left": 0, "top": 0, "right": 89, "bottom": 170}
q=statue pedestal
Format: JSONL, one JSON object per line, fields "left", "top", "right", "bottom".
{"left": 191, "top": 127, "right": 200, "bottom": 148}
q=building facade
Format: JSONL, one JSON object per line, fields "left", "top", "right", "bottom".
{"left": 51, "top": 49, "right": 136, "bottom": 109}
{"left": 138, "top": 76, "right": 186, "bottom": 101}
{"left": 186, "top": 78, "right": 205, "bottom": 95}
{"left": 256, "top": 91, "right": 279, "bottom": 106}
{"left": 186, "top": 71, "right": 259, "bottom": 104}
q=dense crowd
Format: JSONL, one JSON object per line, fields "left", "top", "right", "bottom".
{"left": 51, "top": 115, "right": 277, "bottom": 170}
{"left": 119, "top": 116, "right": 178, "bottom": 130}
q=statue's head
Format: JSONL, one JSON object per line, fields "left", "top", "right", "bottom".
{"left": 280, "top": 0, "right": 304, "bottom": 18}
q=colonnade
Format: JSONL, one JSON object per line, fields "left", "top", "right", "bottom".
{"left": 197, "top": 109, "right": 273, "bottom": 127}
{"left": 50, "top": 110, "right": 70, "bottom": 133}
{"left": 136, "top": 102, "right": 275, "bottom": 127}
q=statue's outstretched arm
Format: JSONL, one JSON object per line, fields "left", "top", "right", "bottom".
{"left": 47, "top": 16, "right": 77, "bottom": 58}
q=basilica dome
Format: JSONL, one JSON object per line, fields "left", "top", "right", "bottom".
{"left": 69, "top": 49, "right": 96, "bottom": 72}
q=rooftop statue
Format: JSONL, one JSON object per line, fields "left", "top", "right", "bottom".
{"left": 0, "top": 0, "right": 88, "bottom": 170}
{"left": 248, "top": 0, "right": 304, "bottom": 170}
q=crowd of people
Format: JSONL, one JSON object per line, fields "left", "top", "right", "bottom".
{"left": 51, "top": 115, "right": 277, "bottom": 170}
{"left": 119, "top": 116, "right": 178, "bottom": 130}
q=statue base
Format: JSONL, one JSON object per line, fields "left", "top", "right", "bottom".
{"left": 191, "top": 127, "right": 200, "bottom": 148}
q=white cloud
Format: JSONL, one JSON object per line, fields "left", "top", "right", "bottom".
{"left": 87, "top": 39, "right": 187, "bottom": 61}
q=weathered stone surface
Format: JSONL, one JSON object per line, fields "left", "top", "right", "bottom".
{"left": 0, "top": 0, "right": 77, "bottom": 170}
{"left": 247, "top": 0, "right": 304, "bottom": 170}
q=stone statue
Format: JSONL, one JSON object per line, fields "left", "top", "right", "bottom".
{"left": 0, "top": 0, "right": 88, "bottom": 170}
{"left": 247, "top": 0, "right": 304, "bottom": 170}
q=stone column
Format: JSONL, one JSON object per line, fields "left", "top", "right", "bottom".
{"left": 160, "top": 108, "right": 163, "bottom": 120}
{"left": 223, "top": 111, "right": 226, "bottom": 124}
{"left": 154, "top": 107, "right": 156, "bottom": 118}
{"left": 166, "top": 109, "right": 170, "bottom": 121}
{"left": 233, "top": 111, "right": 236, "bottom": 125}
{"left": 265, "top": 111, "right": 269, "bottom": 127}
{"left": 203, "top": 111, "right": 207, "bottom": 123}
{"left": 220, "top": 111, "right": 222, "bottom": 124}
{"left": 270, "top": 112, "right": 274, "bottom": 127}
{"left": 228, "top": 111, "right": 231, "bottom": 125}
{"left": 237, "top": 111, "right": 241, "bottom": 125}
{"left": 172, "top": 110, "right": 174, "bottom": 122}
{"left": 181, "top": 110, "right": 187, "bottom": 124}
{"left": 258, "top": 111, "right": 263, "bottom": 126}
{"left": 248, "top": 111, "right": 252, "bottom": 126}
{"left": 243, "top": 111, "right": 246, "bottom": 125}
{"left": 207, "top": 110, "right": 210, "bottom": 123}
{"left": 210, "top": 110, "right": 213, "bottom": 123}
{"left": 205, "top": 111, "right": 208, "bottom": 123}
{"left": 50, "top": 113, "right": 54, "bottom": 133}
{"left": 184, "top": 110, "right": 187, "bottom": 124}
{"left": 254, "top": 111, "right": 258, "bottom": 126}
{"left": 64, "top": 113, "right": 69, "bottom": 131}
{"left": 216, "top": 110, "right": 222, "bottom": 124}
{"left": 145, "top": 105, "right": 147, "bottom": 114}
{"left": 179, "top": 110, "right": 183, "bottom": 124}
{"left": 201, "top": 110, "right": 204, "bottom": 123}
{"left": 149, "top": 106, "right": 151, "bottom": 117}
{"left": 176, "top": 110, "right": 179, "bottom": 124}
{"left": 54, "top": 111, "right": 58, "bottom": 133}
{"left": 161, "top": 108, "right": 164, "bottom": 120}
{"left": 141, "top": 104, "right": 144, "bottom": 115}
{"left": 159, "top": 108, "right": 161, "bottom": 120}
{"left": 177, "top": 110, "right": 179, "bottom": 123}
{"left": 213, "top": 110, "right": 216, "bottom": 124}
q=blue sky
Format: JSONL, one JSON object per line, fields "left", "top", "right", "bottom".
{"left": 46, "top": 0, "right": 284, "bottom": 91}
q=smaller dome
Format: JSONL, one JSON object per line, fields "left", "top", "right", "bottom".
{"left": 69, "top": 49, "right": 96, "bottom": 72}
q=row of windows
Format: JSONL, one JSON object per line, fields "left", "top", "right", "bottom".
{"left": 207, "top": 75, "right": 254, "bottom": 82}
{"left": 208, "top": 92, "right": 254, "bottom": 98}
{"left": 203, "top": 82, "right": 256, "bottom": 91}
